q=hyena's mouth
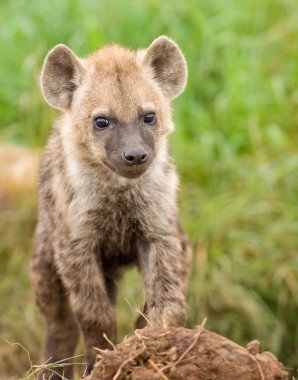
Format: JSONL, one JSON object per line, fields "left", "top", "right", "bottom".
{"left": 103, "top": 160, "right": 148, "bottom": 179}
{"left": 118, "top": 170, "right": 147, "bottom": 179}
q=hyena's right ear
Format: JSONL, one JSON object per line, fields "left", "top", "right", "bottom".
{"left": 41, "top": 44, "right": 84, "bottom": 110}
{"left": 142, "top": 36, "right": 187, "bottom": 100}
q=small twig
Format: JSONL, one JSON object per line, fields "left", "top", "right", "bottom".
{"left": 197, "top": 317, "right": 207, "bottom": 329}
{"left": 82, "top": 365, "right": 88, "bottom": 378}
{"left": 25, "top": 365, "right": 69, "bottom": 380}
{"left": 21, "top": 357, "right": 52, "bottom": 380}
{"left": 134, "top": 330, "right": 151, "bottom": 341}
{"left": 174, "top": 327, "right": 203, "bottom": 368}
{"left": 20, "top": 354, "right": 85, "bottom": 380}
{"left": 103, "top": 333, "right": 116, "bottom": 350}
{"left": 248, "top": 354, "right": 265, "bottom": 380}
{"left": 93, "top": 347, "right": 106, "bottom": 354}
{"left": 38, "top": 354, "right": 85, "bottom": 365}
{"left": 149, "top": 359, "right": 170, "bottom": 380}
{"left": 156, "top": 331, "right": 171, "bottom": 339}
{"left": 125, "top": 297, "right": 152, "bottom": 326}
{"left": 113, "top": 346, "right": 146, "bottom": 380}
{"left": 160, "top": 325, "right": 204, "bottom": 374}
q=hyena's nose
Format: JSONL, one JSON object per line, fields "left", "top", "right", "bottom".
{"left": 123, "top": 147, "right": 148, "bottom": 165}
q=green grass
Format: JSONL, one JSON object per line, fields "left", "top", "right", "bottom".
{"left": 0, "top": 0, "right": 298, "bottom": 378}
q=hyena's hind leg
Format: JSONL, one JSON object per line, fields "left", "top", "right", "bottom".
{"left": 31, "top": 239, "right": 80, "bottom": 380}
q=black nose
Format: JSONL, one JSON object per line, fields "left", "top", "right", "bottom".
{"left": 123, "top": 147, "right": 148, "bottom": 165}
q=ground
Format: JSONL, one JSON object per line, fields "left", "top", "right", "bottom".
{"left": 84, "top": 326, "right": 288, "bottom": 380}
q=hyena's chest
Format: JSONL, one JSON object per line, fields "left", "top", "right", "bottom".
{"left": 86, "top": 191, "right": 149, "bottom": 257}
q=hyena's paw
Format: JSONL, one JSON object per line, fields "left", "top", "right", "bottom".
{"left": 149, "top": 299, "right": 186, "bottom": 328}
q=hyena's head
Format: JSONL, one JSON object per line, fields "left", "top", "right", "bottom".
{"left": 41, "top": 36, "right": 187, "bottom": 179}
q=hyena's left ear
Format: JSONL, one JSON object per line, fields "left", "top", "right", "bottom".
{"left": 41, "top": 44, "right": 84, "bottom": 110}
{"left": 143, "top": 36, "right": 187, "bottom": 99}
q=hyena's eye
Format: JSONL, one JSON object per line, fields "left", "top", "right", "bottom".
{"left": 93, "top": 117, "right": 109, "bottom": 130}
{"left": 144, "top": 112, "right": 156, "bottom": 124}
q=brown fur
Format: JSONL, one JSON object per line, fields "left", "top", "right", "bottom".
{"left": 31, "top": 36, "right": 192, "bottom": 379}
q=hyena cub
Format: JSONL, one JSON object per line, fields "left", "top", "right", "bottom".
{"left": 31, "top": 36, "right": 192, "bottom": 379}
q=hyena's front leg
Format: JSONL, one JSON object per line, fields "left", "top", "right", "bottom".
{"left": 138, "top": 234, "right": 190, "bottom": 328}
{"left": 55, "top": 238, "right": 117, "bottom": 374}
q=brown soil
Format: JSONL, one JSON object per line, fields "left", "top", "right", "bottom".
{"left": 85, "top": 326, "right": 288, "bottom": 380}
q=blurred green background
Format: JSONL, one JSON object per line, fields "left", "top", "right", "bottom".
{"left": 0, "top": 0, "right": 298, "bottom": 378}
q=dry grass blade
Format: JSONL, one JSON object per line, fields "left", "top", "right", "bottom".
{"left": 198, "top": 317, "right": 207, "bottom": 329}
{"left": 5, "top": 340, "right": 33, "bottom": 378}
{"left": 158, "top": 326, "right": 204, "bottom": 374}
{"left": 172, "top": 327, "right": 203, "bottom": 368}
{"left": 149, "top": 359, "right": 170, "bottom": 380}
{"left": 248, "top": 353, "right": 265, "bottom": 380}
{"left": 125, "top": 297, "right": 152, "bottom": 326}
{"left": 102, "top": 333, "right": 116, "bottom": 350}
{"left": 134, "top": 330, "right": 151, "bottom": 340}
{"left": 20, "top": 354, "right": 85, "bottom": 380}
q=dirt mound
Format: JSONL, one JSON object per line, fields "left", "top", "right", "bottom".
{"left": 85, "top": 326, "right": 287, "bottom": 380}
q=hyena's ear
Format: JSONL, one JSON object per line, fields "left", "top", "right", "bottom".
{"left": 143, "top": 36, "right": 187, "bottom": 99}
{"left": 41, "top": 44, "right": 84, "bottom": 110}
